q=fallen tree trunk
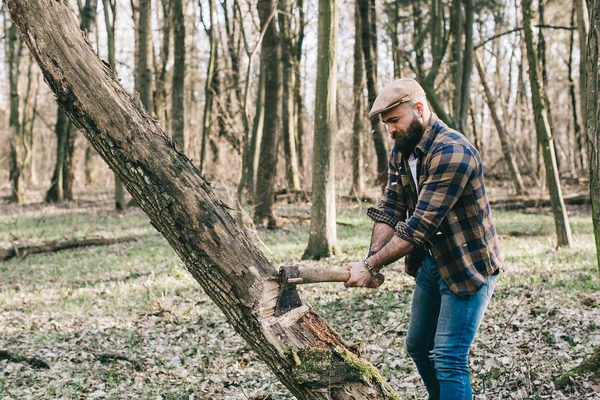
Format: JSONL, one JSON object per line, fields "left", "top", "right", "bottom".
{"left": 5, "top": 1, "right": 399, "bottom": 398}
{"left": 0, "top": 235, "right": 142, "bottom": 262}
{"left": 488, "top": 193, "right": 590, "bottom": 211}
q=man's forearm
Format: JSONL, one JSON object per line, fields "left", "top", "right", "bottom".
{"left": 368, "top": 223, "right": 396, "bottom": 254}
{"left": 368, "top": 235, "right": 415, "bottom": 272}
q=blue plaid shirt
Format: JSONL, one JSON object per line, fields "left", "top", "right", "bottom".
{"left": 367, "top": 114, "right": 503, "bottom": 296}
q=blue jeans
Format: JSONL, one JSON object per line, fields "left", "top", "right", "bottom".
{"left": 405, "top": 254, "right": 498, "bottom": 400}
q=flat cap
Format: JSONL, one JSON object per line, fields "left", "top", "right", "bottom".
{"left": 369, "top": 78, "right": 426, "bottom": 117}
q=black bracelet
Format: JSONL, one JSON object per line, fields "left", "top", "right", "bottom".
{"left": 363, "top": 258, "right": 377, "bottom": 277}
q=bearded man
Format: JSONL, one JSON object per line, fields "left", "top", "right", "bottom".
{"left": 344, "top": 78, "right": 503, "bottom": 400}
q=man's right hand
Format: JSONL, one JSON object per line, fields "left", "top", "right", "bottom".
{"left": 344, "top": 261, "right": 385, "bottom": 288}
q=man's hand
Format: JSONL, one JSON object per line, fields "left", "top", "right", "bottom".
{"left": 344, "top": 262, "right": 384, "bottom": 288}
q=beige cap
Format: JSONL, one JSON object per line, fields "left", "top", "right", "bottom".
{"left": 369, "top": 78, "right": 426, "bottom": 117}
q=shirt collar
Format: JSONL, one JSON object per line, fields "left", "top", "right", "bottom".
{"left": 415, "top": 113, "right": 439, "bottom": 156}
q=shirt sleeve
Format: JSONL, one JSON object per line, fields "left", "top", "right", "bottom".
{"left": 367, "top": 151, "right": 408, "bottom": 228}
{"left": 395, "top": 143, "right": 477, "bottom": 248}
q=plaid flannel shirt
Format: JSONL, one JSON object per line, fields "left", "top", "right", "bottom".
{"left": 367, "top": 114, "right": 503, "bottom": 296}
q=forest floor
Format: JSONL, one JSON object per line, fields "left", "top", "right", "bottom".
{"left": 0, "top": 188, "right": 598, "bottom": 399}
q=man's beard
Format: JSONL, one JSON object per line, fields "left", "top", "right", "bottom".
{"left": 393, "top": 116, "right": 425, "bottom": 156}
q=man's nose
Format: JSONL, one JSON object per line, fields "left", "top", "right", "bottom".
{"left": 387, "top": 124, "right": 396, "bottom": 135}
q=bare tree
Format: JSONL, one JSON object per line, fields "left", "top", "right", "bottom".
{"left": 357, "top": 0, "right": 387, "bottom": 188}
{"left": 523, "top": 0, "right": 573, "bottom": 247}
{"left": 294, "top": 0, "right": 306, "bottom": 179}
{"left": 351, "top": 0, "right": 365, "bottom": 199}
{"left": 586, "top": 0, "right": 600, "bottom": 272}
{"left": 302, "top": 0, "right": 338, "bottom": 260}
{"left": 474, "top": 51, "right": 526, "bottom": 195}
{"left": 199, "top": 0, "right": 217, "bottom": 173}
{"left": 171, "top": 0, "right": 185, "bottom": 150}
{"left": 7, "top": 20, "right": 23, "bottom": 203}
{"left": 137, "top": 0, "right": 154, "bottom": 112}
{"left": 279, "top": 0, "right": 300, "bottom": 191}
{"left": 254, "top": 0, "right": 281, "bottom": 228}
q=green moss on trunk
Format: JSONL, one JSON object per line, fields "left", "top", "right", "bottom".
{"left": 555, "top": 346, "right": 600, "bottom": 388}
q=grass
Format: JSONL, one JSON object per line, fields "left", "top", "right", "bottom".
{"left": 0, "top": 197, "right": 598, "bottom": 399}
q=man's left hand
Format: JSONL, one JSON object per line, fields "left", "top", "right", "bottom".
{"left": 344, "top": 262, "right": 384, "bottom": 288}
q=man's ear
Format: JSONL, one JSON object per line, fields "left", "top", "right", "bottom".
{"left": 413, "top": 101, "right": 424, "bottom": 117}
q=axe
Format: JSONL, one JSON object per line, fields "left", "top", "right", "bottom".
{"left": 274, "top": 265, "right": 385, "bottom": 316}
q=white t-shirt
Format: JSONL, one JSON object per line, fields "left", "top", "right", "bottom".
{"left": 408, "top": 153, "right": 419, "bottom": 195}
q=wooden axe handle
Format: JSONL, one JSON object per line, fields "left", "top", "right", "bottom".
{"left": 292, "top": 267, "right": 350, "bottom": 283}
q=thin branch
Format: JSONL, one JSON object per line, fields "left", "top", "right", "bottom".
{"left": 475, "top": 24, "right": 576, "bottom": 49}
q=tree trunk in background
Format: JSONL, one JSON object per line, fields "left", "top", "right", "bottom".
{"left": 385, "top": 0, "right": 401, "bottom": 79}
{"left": 449, "top": 0, "right": 473, "bottom": 133}
{"left": 200, "top": 0, "right": 216, "bottom": 174}
{"left": 62, "top": 121, "right": 76, "bottom": 200}
{"left": 357, "top": 0, "right": 387, "bottom": 189}
{"left": 153, "top": 0, "right": 172, "bottom": 132}
{"left": 450, "top": 0, "right": 463, "bottom": 129}
{"left": 586, "top": 0, "right": 600, "bottom": 273}
{"left": 137, "top": 0, "right": 154, "bottom": 113}
{"left": 21, "top": 54, "right": 36, "bottom": 185}
{"left": 459, "top": 0, "right": 473, "bottom": 134}
{"left": 419, "top": 0, "right": 454, "bottom": 128}
{"left": 249, "top": 63, "right": 265, "bottom": 195}
{"left": 101, "top": 0, "right": 125, "bottom": 210}
{"left": 568, "top": 4, "right": 584, "bottom": 174}
{"left": 576, "top": 0, "right": 588, "bottom": 171}
{"left": 294, "top": 0, "right": 306, "bottom": 180}
{"left": 303, "top": 0, "right": 338, "bottom": 260}
{"left": 351, "top": 1, "right": 365, "bottom": 199}
{"left": 474, "top": 52, "right": 526, "bottom": 195}
{"left": 279, "top": 0, "right": 300, "bottom": 191}
{"left": 81, "top": 0, "right": 99, "bottom": 186}
{"left": 27, "top": 66, "right": 40, "bottom": 186}
{"left": 7, "top": 22, "right": 23, "bottom": 203}
{"left": 254, "top": 0, "right": 281, "bottom": 229}
{"left": 171, "top": 0, "right": 185, "bottom": 151}
{"left": 45, "top": 108, "right": 68, "bottom": 202}
{"left": 5, "top": 2, "right": 401, "bottom": 397}
{"left": 523, "top": 0, "right": 573, "bottom": 247}
{"left": 538, "top": 0, "right": 561, "bottom": 172}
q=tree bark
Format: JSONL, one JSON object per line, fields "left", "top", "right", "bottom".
{"left": 61, "top": 120, "right": 76, "bottom": 200}
{"left": 523, "top": 0, "right": 573, "bottom": 247}
{"left": 136, "top": 0, "right": 154, "bottom": 113}
{"left": 199, "top": 0, "right": 217, "bottom": 174}
{"left": 351, "top": 0, "right": 365, "bottom": 199}
{"left": 357, "top": 0, "right": 387, "bottom": 189}
{"left": 7, "top": 21, "right": 23, "bottom": 203}
{"left": 254, "top": 0, "right": 282, "bottom": 228}
{"left": 153, "top": 0, "right": 172, "bottom": 131}
{"left": 81, "top": 0, "right": 99, "bottom": 186}
{"left": 45, "top": 108, "right": 68, "bottom": 202}
{"left": 5, "top": 1, "right": 401, "bottom": 397}
{"left": 279, "top": 0, "right": 301, "bottom": 191}
{"left": 568, "top": 3, "right": 584, "bottom": 174}
{"left": 171, "top": 0, "right": 185, "bottom": 151}
{"left": 576, "top": 0, "right": 588, "bottom": 141}
{"left": 249, "top": 62, "right": 266, "bottom": 195}
{"left": 100, "top": 0, "right": 126, "bottom": 210}
{"left": 537, "top": 0, "right": 561, "bottom": 172}
{"left": 576, "top": 0, "right": 589, "bottom": 172}
{"left": 294, "top": 0, "right": 306, "bottom": 179}
{"left": 302, "top": 0, "right": 338, "bottom": 260}
{"left": 586, "top": 0, "right": 600, "bottom": 273}
{"left": 474, "top": 52, "right": 526, "bottom": 195}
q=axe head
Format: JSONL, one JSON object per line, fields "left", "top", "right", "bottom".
{"left": 274, "top": 265, "right": 303, "bottom": 316}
